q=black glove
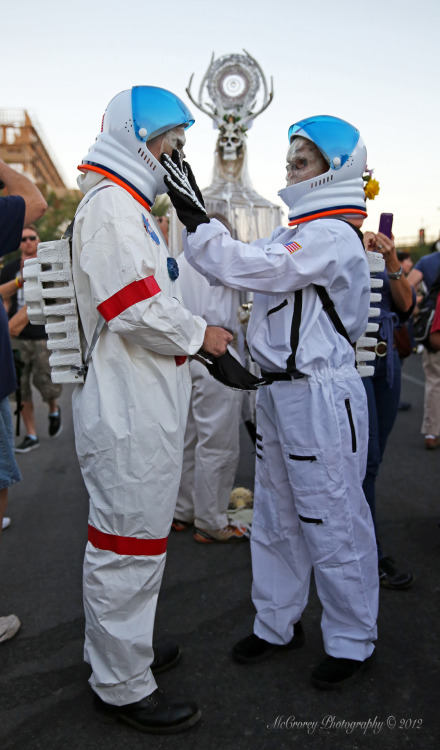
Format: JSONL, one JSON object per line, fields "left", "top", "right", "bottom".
{"left": 194, "top": 349, "right": 265, "bottom": 391}
{"left": 161, "top": 150, "right": 210, "bottom": 234}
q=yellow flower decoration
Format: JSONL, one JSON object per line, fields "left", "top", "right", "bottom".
{"left": 364, "top": 177, "right": 380, "bottom": 200}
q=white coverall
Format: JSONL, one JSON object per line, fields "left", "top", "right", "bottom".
{"left": 176, "top": 255, "right": 243, "bottom": 530}
{"left": 72, "top": 173, "right": 206, "bottom": 705}
{"left": 184, "top": 217, "right": 379, "bottom": 660}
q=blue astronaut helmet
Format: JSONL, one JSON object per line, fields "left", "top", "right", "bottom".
{"left": 288, "top": 115, "right": 360, "bottom": 170}
{"left": 279, "top": 114, "right": 367, "bottom": 225}
{"left": 131, "top": 86, "right": 195, "bottom": 142}
{"left": 79, "top": 86, "right": 195, "bottom": 203}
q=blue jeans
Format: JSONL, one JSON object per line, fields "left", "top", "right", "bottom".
{"left": 0, "top": 397, "right": 22, "bottom": 490}
{"left": 362, "top": 349, "right": 401, "bottom": 560}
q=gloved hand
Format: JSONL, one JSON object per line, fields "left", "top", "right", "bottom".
{"left": 161, "top": 150, "right": 210, "bottom": 234}
{"left": 193, "top": 349, "right": 265, "bottom": 391}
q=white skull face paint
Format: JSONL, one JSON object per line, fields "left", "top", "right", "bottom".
{"left": 285, "top": 136, "right": 328, "bottom": 186}
{"left": 161, "top": 125, "right": 186, "bottom": 157}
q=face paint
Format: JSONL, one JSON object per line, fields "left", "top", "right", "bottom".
{"left": 161, "top": 125, "right": 186, "bottom": 157}
{"left": 285, "top": 136, "right": 328, "bottom": 186}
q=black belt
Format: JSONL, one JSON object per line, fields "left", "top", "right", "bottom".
{"left": 261, "top": 370, "right": 292, "bottom": 383}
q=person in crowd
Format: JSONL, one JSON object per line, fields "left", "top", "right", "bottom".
{"left": 395, "top": 251, "right": 414, "bottom": 411}
{"left": 72, "top": 86, "right": 231, "bottom": 734}
{"left": 429, "top": 292, "right": 440, "bottom": 351}
{"left": 163, "top": 115, "right": 379, "bottom": 690}
{"left": 0, "top": 158, "right": 47, "bottom": 644}
{"left": 155, "top": 215, "right": 169, "bottom": 244}
{"left": 0, "top": 225, "right": 62, "bottom": 452}
{"left": 361, "top": 230, "right": 415, "bottom": 589}
{"left": 429, "top": 233, "right": 440, "bottom": 254}
{"left": 396, "top": 250, "right": 413, "bottom": 276}
{"left": 407, "top": 247, "right": 440, "bottom": 449}
{"left": 174, "top": 212, "right": 247, "bottom": 543}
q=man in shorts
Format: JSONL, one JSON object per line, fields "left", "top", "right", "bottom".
{"left": 0, "top": 225, "right": 62, "bottom": 452}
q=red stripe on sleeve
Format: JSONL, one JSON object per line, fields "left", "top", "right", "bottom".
{"left": 88, "top": 524, "right": 168, "bottom": 556}
{"left": 97, "top": 276, "right": 161, "bottom": 322}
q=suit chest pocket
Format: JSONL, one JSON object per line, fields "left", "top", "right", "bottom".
{"left": 267, "top": 299, "right": 289, "bottom": 347}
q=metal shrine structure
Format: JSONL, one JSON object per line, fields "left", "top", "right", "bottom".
{"left": 169, "top": 50, "right": 282, "bottom": 252}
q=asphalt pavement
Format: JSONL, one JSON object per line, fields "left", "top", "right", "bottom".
{"left": 0, "top": 353, "right": 439, "bottom": 750}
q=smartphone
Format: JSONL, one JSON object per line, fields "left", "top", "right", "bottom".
{"left": 378, "top": 213, "right": 393, "bottom": 238}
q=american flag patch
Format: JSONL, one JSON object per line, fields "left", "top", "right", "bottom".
{"left": 285, "top": 241, "right": 302, "bottom": 254}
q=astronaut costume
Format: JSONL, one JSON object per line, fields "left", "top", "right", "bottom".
{"left": 175, "top": 116, "right": 379, "bottom": 662}
{"left": 176, "top": 254, "right": 243, "bottom": 532}
{"left": 72, "top": 88, "right": 206, "bottom": 705}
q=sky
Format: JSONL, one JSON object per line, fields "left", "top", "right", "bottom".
{"left": 2, "top": 0, "right": 439, "bottom": 243}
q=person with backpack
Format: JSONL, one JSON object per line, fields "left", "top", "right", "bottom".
{"left": 163, "top": 115, "right": 379, "bottom": 690}
{"left": 71, "top": 86, "right": 232, "bottom": 734}
{"left": 407, "top": 250, "right": 440, "bottom": 449}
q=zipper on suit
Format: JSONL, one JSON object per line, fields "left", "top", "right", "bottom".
{"left": 288, "top": 454, "right": 317, "bottom": 462}
{"left": 345, "top": 398, "right": 357, "bottom": 453}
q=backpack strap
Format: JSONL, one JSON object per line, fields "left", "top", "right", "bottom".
{"left": 63, "top": 185, "right": 114, "bottom": 240}
{"left": 67, "top": 184, "right": 114, "bottom": 376}
{"left": 331, "top": 216, "right": 365, "bottom": 243}
{"left": 284, "top": 220, "right": 359, "bottom": 377}
{"left": 314, "top": 285, "right": 354, "bottom": 348}
{"left": 62, "top": 219, "right": 75, "bottom": 240}
{"left": 313, "top": 218, "right": 362, "bottom": 349}
{"left": 286, "top": 289, "right": 305, "bottom": 378}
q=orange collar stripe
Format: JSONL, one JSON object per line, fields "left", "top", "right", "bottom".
{"left": 289, "top": 208, "right": 367, "bottom": 226}
{"left": 77, "top": 164, "right": 152, "bottom": 212}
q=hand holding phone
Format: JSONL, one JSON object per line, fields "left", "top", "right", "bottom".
{"left": 378, "top": 213, "right": 393, "bottom": 239}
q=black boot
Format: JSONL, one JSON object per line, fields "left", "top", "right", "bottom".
{"left": 93, "top": 689, "right": 201, "bottom": 734}
{"left": 232, "top": 621, "right": 305, "bottom": 664}
{"left": 378, "top": 557, "right": 414, "bottom": 590}
{"left": 311, "top": 650, "right": 376, "bottom": 689}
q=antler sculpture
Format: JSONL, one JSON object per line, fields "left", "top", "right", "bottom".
{"left": 186, "top": 49, "right": 273, "bottom": 128}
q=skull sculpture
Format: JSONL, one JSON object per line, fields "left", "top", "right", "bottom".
{"left": 218, "top": 120, "right": 245, "bottom": 161}
{"left": 216, "top": 117, "right": 247, "bottom": 181}
{"left": 186, "top": 52, "right": 273, "bottom": 185}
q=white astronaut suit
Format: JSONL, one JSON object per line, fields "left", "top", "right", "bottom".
{"left": 72, "top": 88, "right": 207, "bottom": 705}
{"left": 179, "top": 117, "right": 379, "bottom": 662}
{"left": 176, "top": 254, "right": 243, "bottom": 531}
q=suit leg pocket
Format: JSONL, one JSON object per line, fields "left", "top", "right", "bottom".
{"left": 284, "top": 445, "right": 344, "bottom": 564}
{"left": 285, "top": 444, "right": 330, "bottom": 494}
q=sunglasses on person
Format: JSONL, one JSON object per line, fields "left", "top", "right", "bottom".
{"left": 21, "top": 235, "right": 38, "bottom": 242}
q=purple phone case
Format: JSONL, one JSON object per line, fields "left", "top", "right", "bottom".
{"left": 378, "top": 213, "right": 393, "bottom": 238}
